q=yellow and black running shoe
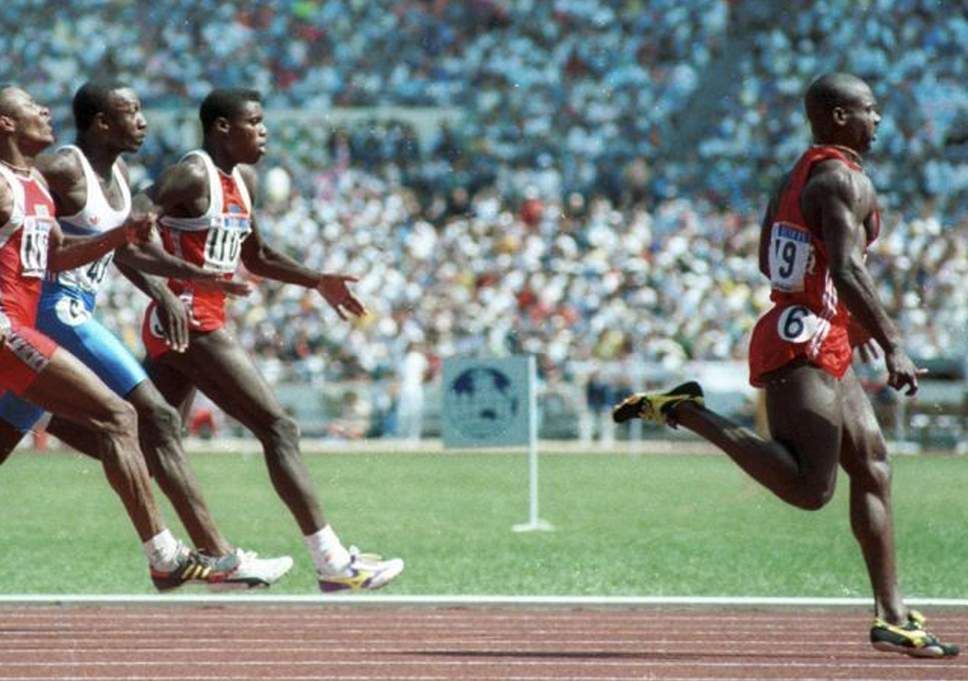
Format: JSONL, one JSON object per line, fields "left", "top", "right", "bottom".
{"left": 612, "top": 381, "right": 704, "bottom": 425}
{"left": 150, "top": 544, "right": 241, "bottom": 592}
{"left": 870, "top": 610, "right": 959, "bottom": 657}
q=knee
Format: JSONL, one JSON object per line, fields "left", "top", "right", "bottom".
{"left": 139, "top": 399, "right": 183, "bottom": 442}
{"left": 103, "top": 399, "right": 138, "bottom": 439}
{"left": 847, "top": 456, "right": 892, "bottom": 494}
{"left": 795, "top": 479, "right": 837, "bottom": 511}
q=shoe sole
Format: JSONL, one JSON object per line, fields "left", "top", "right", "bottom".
{"left": 207, "top": 556, "right": 295, "bottom": 592}
{"left": 319, "top": 560, "right": 406, "bottom": 593}
{"left": 872, "top": 640, "right": 953, "bottom": 658}
{"left": 366, "top": 559, "right": 405, "bottom": 590}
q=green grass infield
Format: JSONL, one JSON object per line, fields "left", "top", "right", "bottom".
{"left": 1, "top": 449, "right": 966, "bottom": 597}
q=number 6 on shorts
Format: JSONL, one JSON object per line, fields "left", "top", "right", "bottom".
{"left": 777, "top": 305, "right": 821, "bottom": 343}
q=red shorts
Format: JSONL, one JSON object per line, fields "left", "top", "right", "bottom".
{"left": 0, "top": 325, "right": 58, "bottom": 395}
{"left": 748, "top": 305, "right": 852, "bottom": 387}
{"left": 141, "top": 300, "right": 223, "bottom": 359}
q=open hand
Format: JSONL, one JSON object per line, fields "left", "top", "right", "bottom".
{"left": 315, "top": 274, "right": 367, "bottom": 320}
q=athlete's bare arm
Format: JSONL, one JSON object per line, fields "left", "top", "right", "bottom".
{"left": 236, "top": 165, "right": 365, "bottom": 319}
{"left": 802, "top": 160, "right": 921, "bottom": 394}
{"left": 46, "top": 213, "right": 151, "bottom": 272}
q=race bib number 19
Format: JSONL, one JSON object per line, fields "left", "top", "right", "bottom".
{"left": 768, "top": 222, "right": 812, "bottom": 292}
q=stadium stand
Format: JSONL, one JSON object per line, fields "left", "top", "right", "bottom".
{"left": 1, "top": 0, "right": 963, "bottom": 440}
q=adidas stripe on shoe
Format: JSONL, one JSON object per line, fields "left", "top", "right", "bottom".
{"left": 150, "top": 545, "right": 240, "bottom": 592}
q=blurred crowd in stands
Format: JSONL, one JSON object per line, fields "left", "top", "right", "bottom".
{"left": 1, "top": 0, "right": 964, "bottom": 432}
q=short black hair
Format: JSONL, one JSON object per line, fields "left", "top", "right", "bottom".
{"left": 804, "top": 73, "right": 869, "bottom": 128}
{"left": 73, "top": 81, "right": 128, "bottom": 131}
{"left": 199, "top": 88, "right": 262, "bottom": 134}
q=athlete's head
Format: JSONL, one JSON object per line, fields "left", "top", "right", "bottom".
{"left": 200, "top": 88, "right": 267, "bottom": 164}
{"left": 73, "top": 82, "right": 147, "bottom": 153}
{"left": 805, "top": 73, "right": 880, "bottom": 153}
{"left": 0, "top": 85, "right": 54, "bottom": 156}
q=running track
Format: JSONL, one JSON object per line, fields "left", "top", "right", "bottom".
{"left": 1, "top": 606, "right": 966, "bottom": 681}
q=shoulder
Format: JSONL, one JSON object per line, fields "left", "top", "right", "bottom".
{"left": 36, "top": 147, "right": 83, "bottom": 190}
{"left": 803, "top": 159, "right": 869, "bottom": 209}
{"left": 150, "top": 155, "right": 210, "bottom": 211}
{"left": 162, "top": 155, "right": 209, "bottom": 194}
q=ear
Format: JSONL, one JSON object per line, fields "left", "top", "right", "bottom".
{"left": 93, "top": 111, "right": 111, "bottom": 132}
{"left": 213, "top": 116, "right": 231, "bottom": 134}
{"left": 0, "top": 114, "right": 14, "bottom": 134}
{"left": 832, "top": 106, "right": 849, "bottom": 127}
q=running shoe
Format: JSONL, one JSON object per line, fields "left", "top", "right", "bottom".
{"left": 206, "top": 549, "right": 294, "bottom": 591}
{"left": 318, "top": 546, "right": 404, "bottom": 593}
{"left": 612, "top": 381, "right": 704, "bottom": 425}
{"left": 150, "top": 544, "right": 240, "bottom": 592}
{"left": 870, "top": 610, "right": 959, "bottom": 657}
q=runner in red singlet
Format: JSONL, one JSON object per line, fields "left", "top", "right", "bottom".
{"left": 137, "top": 88, "right": 403, "bottom": 592}
{"left": 613, "top": 74, "right": 958, "bottom": 656}
{"left": 0, "top": 84, "right": 227, "bottom": 590}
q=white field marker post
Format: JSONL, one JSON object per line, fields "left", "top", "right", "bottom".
{"left": 513, "top": 355, "right": 553, "bottom": 532}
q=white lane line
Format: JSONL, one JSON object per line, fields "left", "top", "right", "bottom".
{"left": 0, "top": 676, "right": 963, "bottom": 681}
{"left": 1, "top": 594, "right": 967, "bottom": 607}
{"left": 0, "top": 636, "right": 902, "bottom": 646}
{"left": 2, "top": 659, "right": 967, "bottom": 670}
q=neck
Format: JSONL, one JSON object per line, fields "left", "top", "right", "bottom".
{"left": 203, "top": 140, "right": 235, "bottom": 174}
{"left": 814, "top": 138, "right": 862, "bottom": 164}
{"left": 77, "top": 136, "right": 120, "bottom": 179}
{"left": 0, "top": 137, "right": 35, "bottom": 173}
{"left": 827, "top": 144, "right": 862, "bottom": 164}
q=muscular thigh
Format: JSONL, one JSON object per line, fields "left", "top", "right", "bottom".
{"left": 838, "top": 367, "right": 888, "bottom": 473}
{"left": 144, "top": 358, "right": 197, "bottom": 423}
{"left": 23, "top": 348, "right": 127, "bottom": 428}
{"left": 764, "top": 361, "right": 845, "bottom": 487}
{"left": 157, "top": 328, "right": 286, "bottom": 431}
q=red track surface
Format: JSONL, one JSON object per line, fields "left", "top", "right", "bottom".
{"left": 0, "top": 606, "right": 966, "bottom": 680}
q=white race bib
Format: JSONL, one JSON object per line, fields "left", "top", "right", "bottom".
{"left": 768, "top": 222, "right": 812, "bottom": 292}
{"left": 20, "top": 217, "right": 51, "bottom": 278}
{"left": 202, "top": 215, "right": 249, "bottom": 273}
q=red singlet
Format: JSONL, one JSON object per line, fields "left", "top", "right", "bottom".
{"left": 142, "top": 150, "right": 252, "bottom": 358}
{"left": 0, "top": 164, "right": 59, "bottom": 394}
{"left": 748, "top": 145, "right": 880, "bottom": 387}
